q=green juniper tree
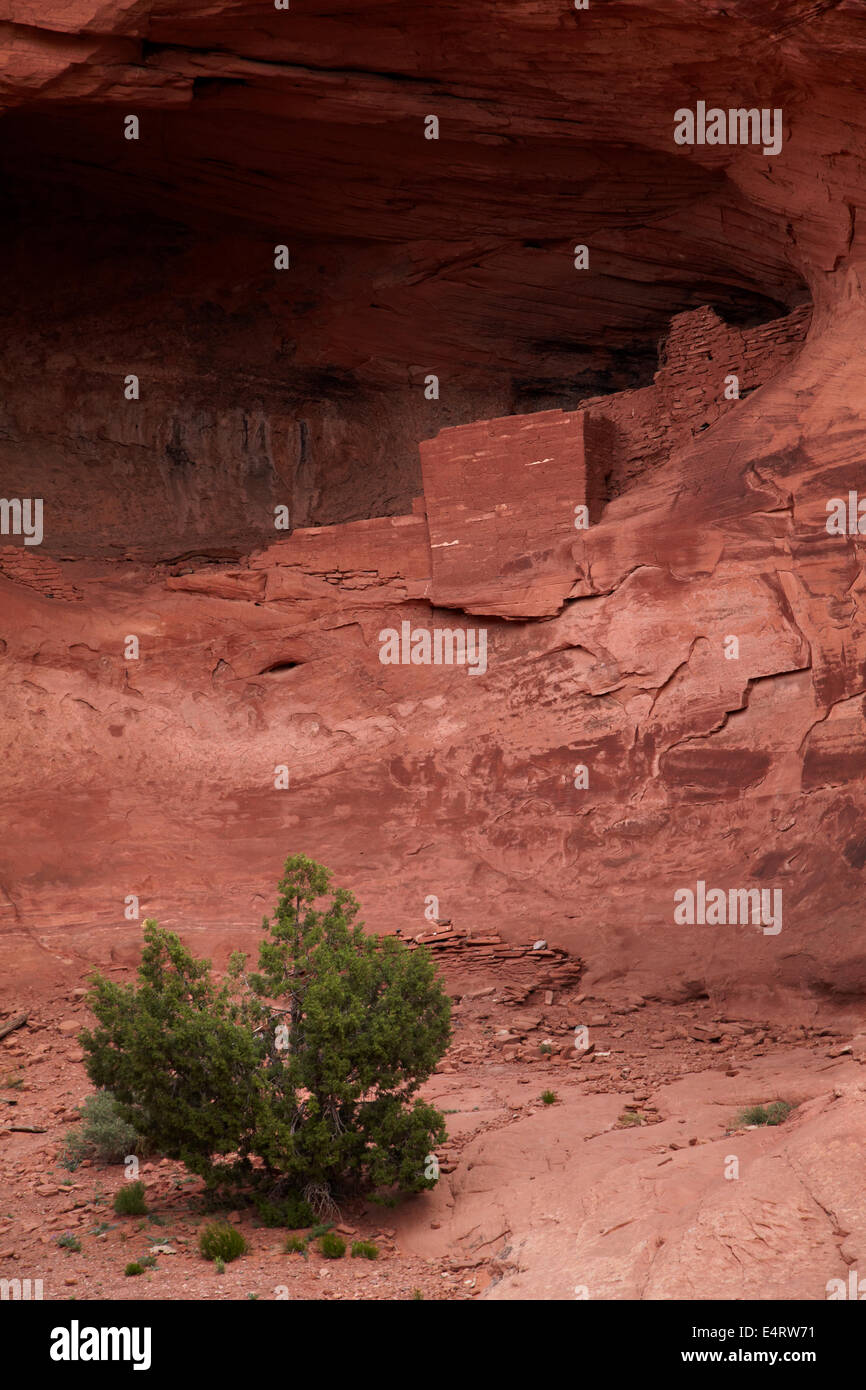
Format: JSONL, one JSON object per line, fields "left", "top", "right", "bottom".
{"left": 80, "top": 923, "right": 265, "bottom": 1187}
{"left": 241, "top": 854, "right": 450, "bottom": 1204}
{"left": 80, "top": 855, "right": 451, "bottom": 1212}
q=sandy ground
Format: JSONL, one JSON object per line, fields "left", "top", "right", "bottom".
{"left": 2, "top": 945, "right": 863, "bottom": 1301}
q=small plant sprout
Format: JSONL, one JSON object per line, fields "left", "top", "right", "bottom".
{"left": 318, "top": 1232, "right": 346, "bottom": 1259}
{"left": 113, "top": 1181, "right": 148, "bottom": 1217}
{"left": 199, "top": 1223, "right": 248, "bottom": 1263}
{"left": 735, "top": 1100, "right": 795, "bottom": 1128}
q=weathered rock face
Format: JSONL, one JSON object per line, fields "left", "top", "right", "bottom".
{"left": 419, "top": 408, "right": 604, "bottom": 619}
{"left": 1, "top": 0, "right": 866, "bottom": 1031}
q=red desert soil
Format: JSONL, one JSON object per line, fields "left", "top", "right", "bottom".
{"left": 2, "top": 932, "right": 865, "bottom": 1301}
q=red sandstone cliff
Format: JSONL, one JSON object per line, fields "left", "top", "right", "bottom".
{"left": 1, "top": 0, "right": 865, "bottom": 1026}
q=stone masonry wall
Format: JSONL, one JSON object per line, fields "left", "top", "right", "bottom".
{"left": 583, "top": 303, "right": 811, "bottom": 497}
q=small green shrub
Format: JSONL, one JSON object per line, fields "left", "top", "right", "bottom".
{"left": 540, "top": 1090, "right": 557, "bottom": 1105}
{"left": 113, "top": 1181, "right": 148, "bottom": 1217}
{"left": 199, "top": 1222, "right": 247, "bottom": 1263}
{"left": 124, "top": 1262, "right": 144, "bottom": 1277}
{"left": 318, "top": 1232, "right": 346, "bottom": 1259}
{"left": 351, "top": 1240, "right": 379, "bottom": 1260}
{"left": 736, "top": 1100, "right": 795, "bottom": 1128}
{"left": 618, "top": 1110, "right": 643, "bottom": 1127}
{"left": 538, "top": 1044, "right": 552, "bottom": 1056}
{"left": 214, "top": 1257, "right": 225, "bottom": 1274}
{"left": 59, "top": 1090, "right": 146, "bottom": 1171}
{"left": 284, "top": 1235, "right": 308, "bottom": 1256}
{"left": 56, "top": 1233, "right": 82, "bottom": 1253}
{"left": 307, "top": 1222, "right": 333, "bottom": 1242}
{"left": 253, "top": 1192, "right": 314, "bottom": 1229}
{"left": 80, "top": 857, "right": 451, "bottom": 1200}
